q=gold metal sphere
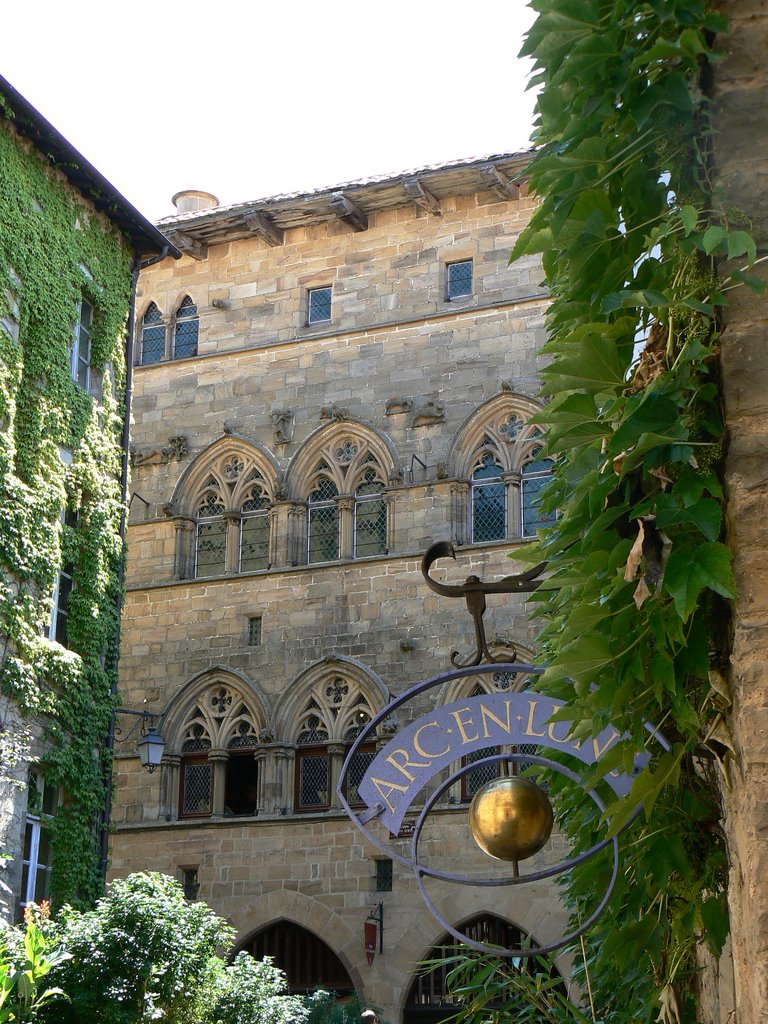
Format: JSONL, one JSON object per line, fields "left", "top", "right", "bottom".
{"left": 468, "top": 776, "right": 554, "bottom": 862}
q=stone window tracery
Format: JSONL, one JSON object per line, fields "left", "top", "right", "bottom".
{"left": 176, "top": 683, "right": 263, "bottom": 819}
{"left": 305, "top": 437, "right": 389, "bottom": 563}
{"left": 450, "top": 396, "right": 555, "bottom": 544}
{"left": 186, "top": 449, "right": 276, "bottom": 578}
{"left": 294, "top": 677, "right": 375, "bottom": 811}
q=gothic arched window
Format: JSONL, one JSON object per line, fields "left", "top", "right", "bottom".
{"left": 183, "top": 445, "right": 276, "bottom": 578}
{"left": 451, "top": 397, "right": 554, "bottom": 544}
{"left": 471, "top": 447, "right": 506, "bottom": 543}
{"left": 239, "top": 471, "right": 271, "bottom": 571}
{"left": 173, "top": 295, "right": 199, "bottom": 359}
{"left": 302, "top": 434, "right": 391, "bottom": 564}
{"left": 307, "top": 475, "right": 340, "bottom": 563}
{"left": 140, "top": 302, "right": 165, "bottom": 365}
{"left": 195, "top": 478, "right": 227, "bottom": 577}
{"left": 354, "top": 467, "right": 387, "bottom": 558}
{"left": 521, "top": 448, "right": 556, "bottom": 537}
{"left": 177, "top": 683, "right": 262, "bottom": 819}
{"left": 294, "top": 676, "right": 375, "bottom": 811}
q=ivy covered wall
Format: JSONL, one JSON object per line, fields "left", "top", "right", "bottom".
{"left": 0, "top": 107, "right": 134, "bottom": 914}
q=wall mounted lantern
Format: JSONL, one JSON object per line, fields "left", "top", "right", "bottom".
{"left": 115, "top": 707, "right": 165, "bottom": 773}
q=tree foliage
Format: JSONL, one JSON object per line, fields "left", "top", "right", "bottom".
{"left": 1, "top": 874, "right": 310, "bottom": 1024}
{"left": 471, "top": 0, "right": 761, "bottom": 1020}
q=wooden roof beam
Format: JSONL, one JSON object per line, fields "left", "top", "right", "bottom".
{"left": 169, "top": 229, "right": 207, "bottom": 261}
{"left": 330, "top": 191, "right": 368, "bottom": 232}
{"left": 481, "top": 164, "right": 520, "bottom": 201}
{"left": 404, "top": 177, "right": 442, "bottom": 216}
{"left": 244, "top": 211, "right": 284, "bottom": 247}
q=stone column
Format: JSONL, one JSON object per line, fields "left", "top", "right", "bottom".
{"left": 327, "top": 742, "right": 346, "bottom": 809}
{"left": 502, "top": 471, "right": 521, "bottom": 537}
{"left": 222, "top": 512, "right": 241, "bottom": 574}
{"left": 160, "top": 753, "right": 181, "bottom": 821}
{"left": 173, "top": 518, "right": 195, "bottom": 579}
{"left": 450, "top": 481, "right": 469, "bottom": 545}
{"left": 383, "top": 489, "right": 396, "bottom": 552}
{"left": 338, "top": 497, "right": 354, "bottom": 559}
{"left": 208, "top": 748, "right": 228, "bottom": 816}
{"left": 713, "top": 5, "right": 768, "bottom": 1019}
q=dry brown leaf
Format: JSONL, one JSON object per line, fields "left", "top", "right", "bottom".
{"left": 633, "top": 577, "right": 652, "bottom": 609}
{"left": 624, "top": 519, "right": 646, "bottom": 581}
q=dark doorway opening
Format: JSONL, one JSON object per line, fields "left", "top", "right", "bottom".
{"left": 242, "top": 920, "right": 354, "bottom": 995}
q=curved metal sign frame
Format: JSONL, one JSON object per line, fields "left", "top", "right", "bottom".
{"left": 336, "top": 663, "right": 669, "bottom": 957}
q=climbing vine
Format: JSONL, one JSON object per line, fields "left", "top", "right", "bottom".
{"left": 501, "top": 1, "right": 761, "bottom": 1020}
{"left": 0, "top": 107, "right": 132, "bottom": 907}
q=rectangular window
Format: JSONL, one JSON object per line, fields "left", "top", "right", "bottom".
{"left": 446, "top": 260, "right": 473, "bottom": 301}
{"left": 471, "top": 480, "right": 506, "bottom": 543}
{"left": 71, "top": 298, "right": 93, "bottom": 390}
{"left": 240, "top": 514, "right": 270, "bottom": 572}
{"left": 224, "top": 754, "right": 258, "bottom": 816}
{"left": 48, "top": 563, "right": 74, "bottom": 646}
{"left": 21, "top": 773, "right": 59, "bottom": 910}
{"left": 247, "top": 616, "right": 262, "bottom": 646}
{"left": 180, "top": 758, "right": 213, "bottom": 817}
{"left": 308, "top": 505, "right": 340, "bottom": 563}
{"left": 375, "top": 858, "right": 393, "bottom": 892}
{"left": 195, "top": 521, "right": 227, "bottom": 577}
{"left": 307, "top": 286, "right": 332, "bottom": 325}
{"left": 296, "top": 749, "right": 330, "bottom": 810}
{"left": 345, "top": 748, "right": 375, "bottom": 806}
{"left": 353, "top": 497, "right": 387, "bottom": 559}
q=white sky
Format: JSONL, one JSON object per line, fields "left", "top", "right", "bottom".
{"left": 2, "top": 1, "right": 538, "bottom": 223}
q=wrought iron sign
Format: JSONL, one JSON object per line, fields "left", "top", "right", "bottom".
{"left": 337, "top": 543, "right": 668, "bottom": 958}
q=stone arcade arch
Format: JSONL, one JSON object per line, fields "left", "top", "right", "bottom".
{"left": 242, "top": 920, "right": 356, "bottom": 995}
{"left": 402, "top": 913, "right": 564, "bottom": 1024}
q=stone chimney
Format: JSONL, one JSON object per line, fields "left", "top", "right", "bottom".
{"left": 171, "top": 190, "right": 220, "bottom": 215}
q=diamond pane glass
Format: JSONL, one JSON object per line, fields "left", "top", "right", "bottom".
{"left": 309, "top": 505, "right": 339, "bottom": 562}
{"left": 522, "top": 468, "right": 555, "bottom": 537}
{"left": 174, "top": 316, "right": 198, "bottom": 359}
{"left": 308, "top": 287, "right": 332, "bottom": 324}
{"left": 310, "top": 476, "right": 338, "bottom": 502}
{"left": 240, "top": 513, "right": 269, "bottom": 571}
{"left": 472, "top": 480, "right": 506, "bottom": 542}
{"left": 196, "top": 520, "right": 226, "bottom": 576}
{"left": 354, "top": 497, "right": 387, "bottom": 557}
{"left": 346, "top": 749, "right": 375, "bottom": 805}
{"left": 141, "top": 324, "right": 165, "bottom": 365}
{"left": 182, "top": 762, "right": 212, "bottom": 815}
{"left": 298, "top": 753, "right": 329, "bottom": 808}
{"left": 464, "top": 747, "right": 499, "bottom": 799}
{"left": 447, "top": 260, "right": 472, "bottom": 299}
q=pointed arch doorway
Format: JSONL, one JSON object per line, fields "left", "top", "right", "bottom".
{"left": 403, "top": 914, "right": 563, "bottom": 1024}
{"left": 242, "top": 920, "right": 355, "bottom": 996}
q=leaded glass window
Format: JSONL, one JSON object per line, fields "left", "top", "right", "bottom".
{"left": 173, "top": 295, "right": 199, "bottom": 359}
{"left": 308, "top": 477, "right": 339, "bottom": 563}
{"left": 195, "top": 485, "right": 226, "bottom": 577}
{"left": 240, "top": 483, "right": 270, "bottom": 572}
{"left": 141, "top": 302, "right": 165, "bottom": 364}
{"left": 297, "top": 749, "right": 330, "bottom": 809}
{"left": 471, "top": 453, "right": 506, "bottom": 543}
{"left": 345, "top": 747, "right": 375, "bottom": 806}
{"left": 353, "top": 471, "right": 386, "bottom": 558}
{"left": 180, "top": 759, "right": 213, "bottom": 817}
{"left": 462, "top": 746, "right": 500, "bottom": 801}
{"left": 307, "top": 286, "right": 332, "bottom": 325}
{"left": 521, "top": 451, "right": 555, "bottom": 537}
{"left": 447, "top": 259, "right": 473, "bottom": 300}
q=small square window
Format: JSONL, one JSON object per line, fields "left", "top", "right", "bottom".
{"left": 308, "top": 286, "right": 332, "bottom": 325}
{"left": 375, "top": 858, "right": 393, "bottom": 892}
{"left": 446, "top": 260, "right": 473, "bottom": 301}
{"left": 248, "top": 616, "right": 262, "bottom": 646}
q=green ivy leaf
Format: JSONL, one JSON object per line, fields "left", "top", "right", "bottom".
{"left": 664, "top": 542, "right": 736, "bottom": 620}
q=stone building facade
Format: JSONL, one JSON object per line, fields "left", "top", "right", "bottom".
{"left": 108, "top": 154, "right": 576, "bottom": 1020}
